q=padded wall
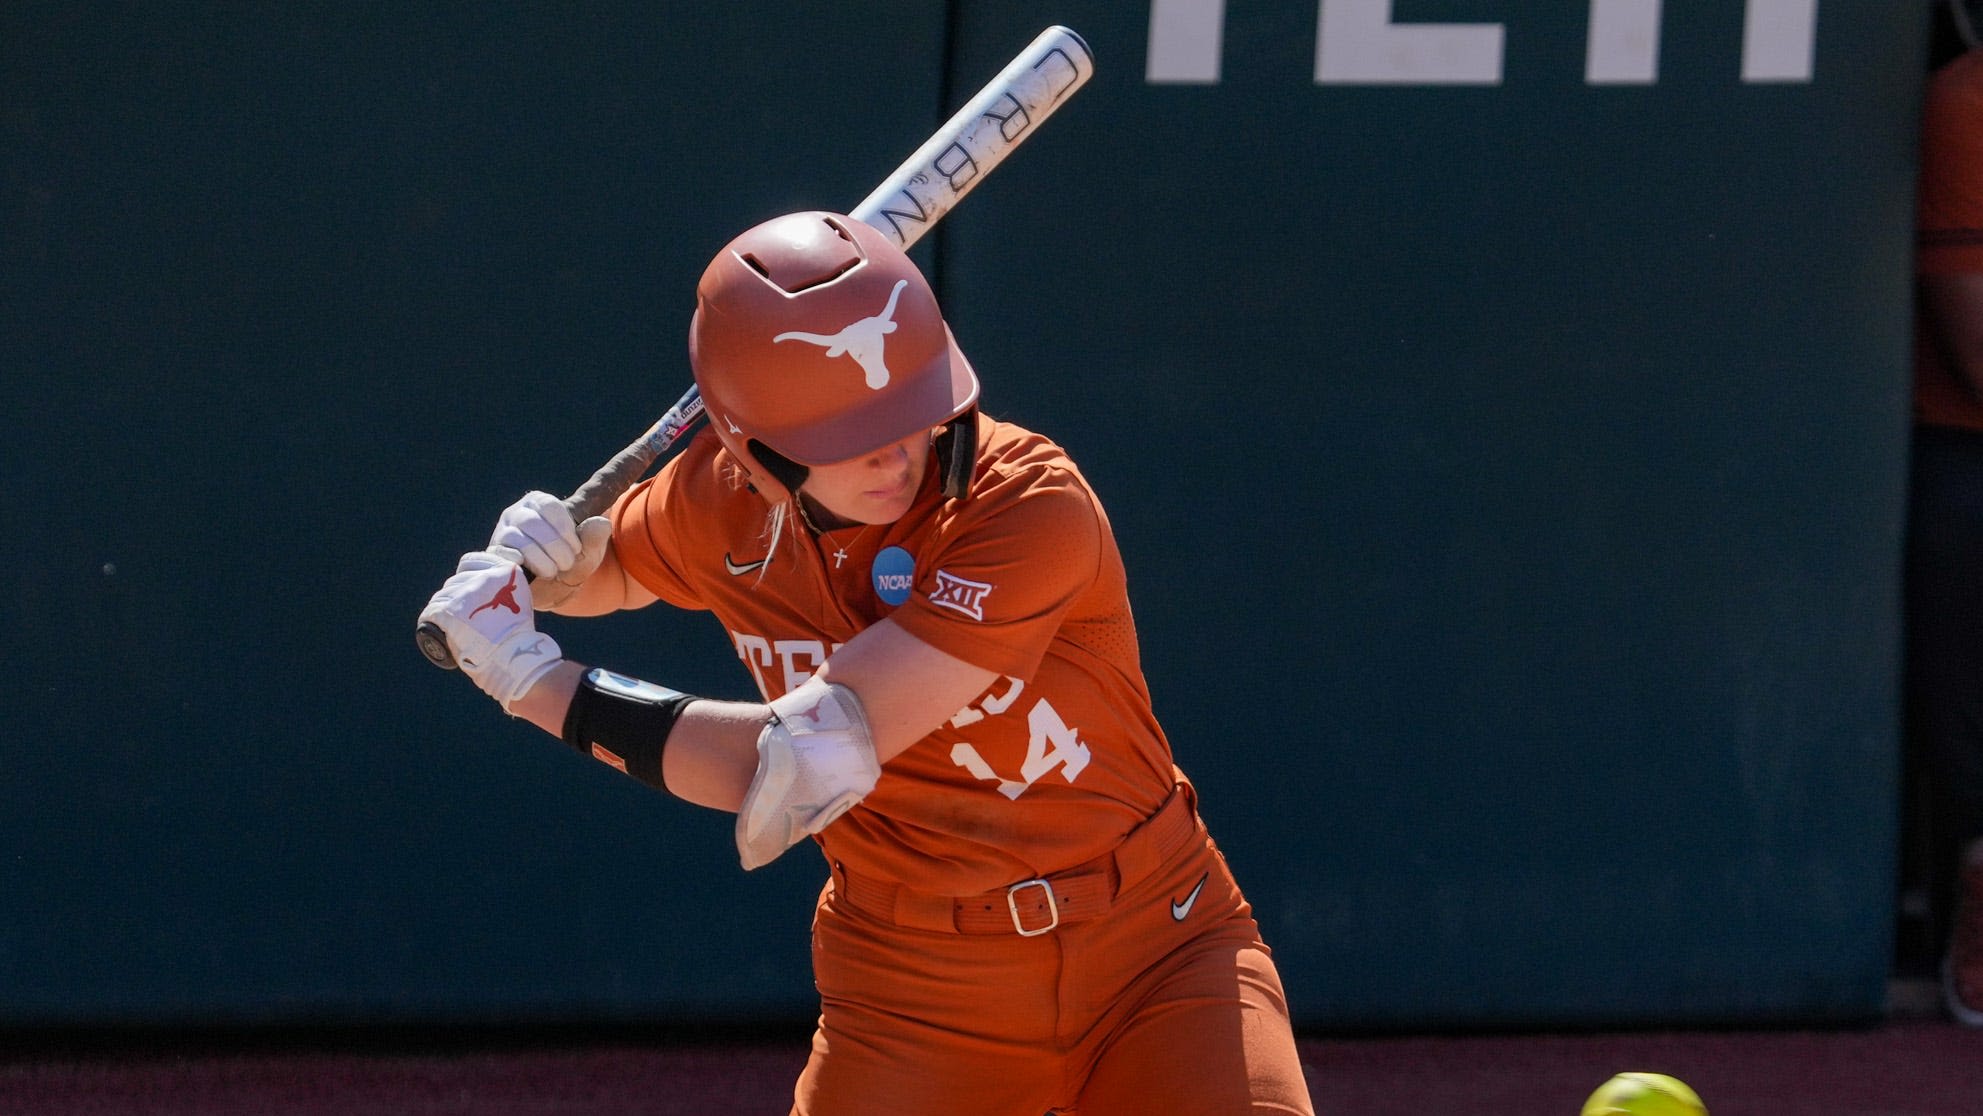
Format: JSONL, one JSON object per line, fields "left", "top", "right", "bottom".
{"left": 2, "top": 1, "right": 1929, "bottom": 1029}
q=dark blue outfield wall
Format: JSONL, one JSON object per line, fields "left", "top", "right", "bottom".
{"left": 0, "top": 1, "right": 1928, "bottom": 1030}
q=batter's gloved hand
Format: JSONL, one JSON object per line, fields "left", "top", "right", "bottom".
{"left": 488, "top": 491, "right": 611, "bottom": 610}
{"left": 418, "top": 551, "right": 565, "bottom": 712}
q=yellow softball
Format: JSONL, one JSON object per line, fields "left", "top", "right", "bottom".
{"left": 1580, "top": 1072, "right": 1707, "bottom": 1116}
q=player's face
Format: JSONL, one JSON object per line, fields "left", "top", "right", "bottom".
{"left": 800, "top": 429, "right": 933, "bottom": 528}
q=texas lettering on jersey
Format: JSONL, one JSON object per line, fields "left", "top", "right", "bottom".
{"left": 732, "top": 631, "right": 841, "bottom": 698}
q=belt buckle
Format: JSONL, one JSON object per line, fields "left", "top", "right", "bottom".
{"left": 1006, "top": 878, "right": 1059, "bottom": 937}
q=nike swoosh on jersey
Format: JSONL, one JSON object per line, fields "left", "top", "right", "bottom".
{"left": 1171, "top": 871, "right": 1210, "bottom": 921}
{"left": 724, "top": 553, "right": 767, "bottom": 576}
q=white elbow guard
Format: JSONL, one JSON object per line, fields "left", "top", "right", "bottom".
{"left": 735, "top": 677, "right": 880, "bottom": 871}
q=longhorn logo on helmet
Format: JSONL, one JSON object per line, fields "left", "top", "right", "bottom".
{"left": 771, "top": 279, "right": 909, "bottom": 389}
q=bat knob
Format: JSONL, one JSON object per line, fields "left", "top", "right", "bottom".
{"left": 416, "top": 622, "right": 460, "bottom": 671}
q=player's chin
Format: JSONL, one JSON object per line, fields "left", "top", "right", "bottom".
{"left": 863, "top": 498, "right": 911, "bottom": 525}
{"left": 864, "top": 494, "right": 915, "bottom": 525}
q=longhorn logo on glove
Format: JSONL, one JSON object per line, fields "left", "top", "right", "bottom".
{"left": 469, "top": 567, "right": 524, "bottom": 618}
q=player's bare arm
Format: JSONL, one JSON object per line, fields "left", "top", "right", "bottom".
{"left": 809, "top": 619, "right": 1000, "bottom": 763}
{"left": 538, "top": 539, "right": 657, "bottom": 616}
{"left": 424, "top": 551, "right": 995, "bottom": 869}
{"left": 505, "top": 616, "right": 995, "bottom": 804}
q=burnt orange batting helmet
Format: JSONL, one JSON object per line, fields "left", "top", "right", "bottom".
{"left": 688, "top": 211, "right": 981, "bottom": 506}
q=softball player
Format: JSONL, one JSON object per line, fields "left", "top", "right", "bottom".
{"left": 421, "top": 211, "right": 1315, "bottom": 1114}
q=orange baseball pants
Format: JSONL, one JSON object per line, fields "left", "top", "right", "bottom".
{"left": 792, "top": 795, "right": 1315, "bottom": 1115}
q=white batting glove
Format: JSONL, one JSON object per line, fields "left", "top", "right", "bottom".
{"left": 488, "top": 491, "right": 611, "bottom": 610}
{"left": 418, "top": 551, "right": 565, "bottom": 712}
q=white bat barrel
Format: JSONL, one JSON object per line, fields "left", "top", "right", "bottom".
{"left": 851, "top": 26, "right": 1094, "bottom": 250}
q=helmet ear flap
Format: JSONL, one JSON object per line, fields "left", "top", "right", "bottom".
{"left": 935, "top": 413, "right": 977, "bottom": 500}
{"left": 746, "top": 440, "right": 810, "bottom": 498}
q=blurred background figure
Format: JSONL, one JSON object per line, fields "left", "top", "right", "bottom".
{"left": 1904, "top": 0, "right": 1983, "bottom": 1028}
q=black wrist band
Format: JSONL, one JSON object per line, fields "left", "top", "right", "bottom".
{"left": 560, "top": 668, "right": 698, "bottom": 791}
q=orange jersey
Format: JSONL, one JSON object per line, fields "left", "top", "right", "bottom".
{"left": 1915, "top": 49, "right": 1983, "bottom": 431}
{"left": 609, "top": 412, "right": 1181, "bottom": 894}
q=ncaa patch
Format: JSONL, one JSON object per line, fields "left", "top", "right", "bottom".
{"left": 872, "top": 546, "right": 915, "bottom": 607}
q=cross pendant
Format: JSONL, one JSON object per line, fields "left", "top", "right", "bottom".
{"left": 833, "top": 547, "right": 849, "bottom": 568}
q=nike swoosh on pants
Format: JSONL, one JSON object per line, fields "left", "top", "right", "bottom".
{"left": 1171, "top": 871, "right": 1209, "bottom": 921}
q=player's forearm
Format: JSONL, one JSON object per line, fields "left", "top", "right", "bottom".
{"left": 503, "top": 646, "right": 911, "bottom": 870}
{"left": 507, "top": 663, "right": 762, "bottom": 812}
{"left": 498, "top": 617, "right": 998, "bottom": 876}
{"left": 540, "top": 545, "right": 652, "bottom": 617}
{"left": 507, "top": 659, "right": 586, "bottom": 735}
{"left": 657, "top": 701, "right": 774, "bottom": 812}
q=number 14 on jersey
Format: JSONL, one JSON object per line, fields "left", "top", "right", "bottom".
{"left": 948, "top": 678, "right": 1092, "bottom": 800}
